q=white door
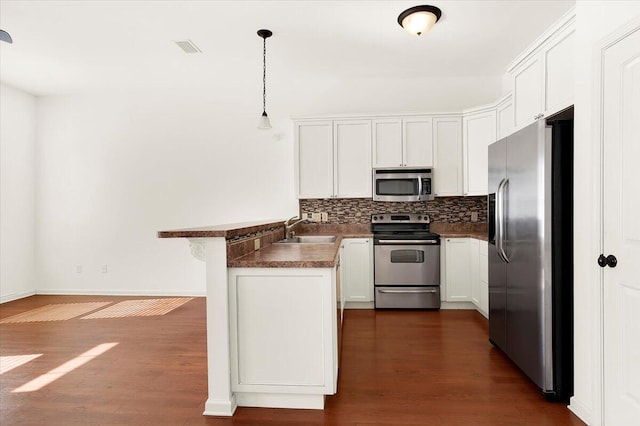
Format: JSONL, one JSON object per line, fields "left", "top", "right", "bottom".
{"left": 602, "top": 25, "right": 640, "bottom": 425}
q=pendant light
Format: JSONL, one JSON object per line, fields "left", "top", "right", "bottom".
{"left": 257, "top": 29, "right": 273, "bottom": 129}
{"left": 397, "top": 5, "right": 442, "bottom": 36}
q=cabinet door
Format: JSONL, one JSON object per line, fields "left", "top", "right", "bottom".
{"left": 296, "top": 121, "right": 333, "bottom": 198}
{"left": 544, "top": 29, "right": 575, "bottom": 115}
{"left": 513, "top": 55, "right": 544, "bottom": 130}
{"left": 496, "top": 96, "right": 514, "bottom": 140}
{"left": 342, "top": 238, "right": 373, "bottom": 303}
{"left": 334, "top": 120, "right": 372, "bottom": 198}
{"left": 403, "top": 117, "right": 434, "bottom": 167}
{"left": 469, "top": 238, "right": 480, "bottom": 306}
{"left": 372, "top": 119, "right": 403, "bottom": 168}
{"left": 443, "top": 238, "right": 472, "bottom": 302}
{"left": 433, "top": 116, "right": 463, "bottom": 196}
{"left": 479, "top": 240, "right": 489, "bottom": 317}
{"left": 463, "top": 110, "right": 496, "bottom": 196}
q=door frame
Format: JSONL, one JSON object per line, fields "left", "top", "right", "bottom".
{"left": 586, "top": 15, "right": 640, "bottom": 426}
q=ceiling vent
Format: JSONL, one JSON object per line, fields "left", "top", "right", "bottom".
{"left": 174, "top": 39, "right": 201, "bottom": 54}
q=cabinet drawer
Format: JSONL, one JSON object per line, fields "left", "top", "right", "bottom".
{"left": 375, "top": 286, "right": 440, "bottom": 309}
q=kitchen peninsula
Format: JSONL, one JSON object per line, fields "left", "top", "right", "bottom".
{"left": 158, "top": 220, "right": 357, "bottom": 416}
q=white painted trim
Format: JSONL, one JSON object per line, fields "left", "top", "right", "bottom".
{"left": 569, "top": 396, "right": 594, "bottom": 426}
{"left": 586, "top": 15, "right": 640, "bottom": 426}
{"left": 344, "top": 301, "right": 374, "bottom": 309}
{"left": 34, "top": 289, "right": 206, "bottom": 297}
{"left": 291, "top": 111, "right": 463, "bottom": 121}
{"left": 0, "top": 290, "right": 37, "bottom": 304}
{"left": 203, "top": 396, "right": 237, "bottom": 417}
{"left": 235, "top": 392, "right": 324, "bottom": 410}
{"left": 440, "top": 301, "right": 476, "bottom": 310}
{"left": 506, "top": 7, "right": 576, "bottom": 73}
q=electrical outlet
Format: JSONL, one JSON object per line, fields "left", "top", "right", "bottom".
{"left": 254, "top": 238, "right": 261, "bottom": 251}
{"left": 75, "top": 265, "right": 83, "bottom": 274}
{"left": 305, "top": 212, "right": 313, "bottom": 220}
{"left": 471, "top": 212, "right": 479, "bottom": 222}
{"left": 101, "top": 264, "right": 108, "bottom": 274}
{"left": 311, "top": 212, "right": 321, "bottom": 222}
{"left": 320, "top": 212, "right": 328, "bottom": 222}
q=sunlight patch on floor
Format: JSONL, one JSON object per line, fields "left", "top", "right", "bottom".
{"left": 0, "top": 354, "right": 42, "bottom": 375}
{"left": 11, "top": 343, "right": 118, "bottom": 393}
{"left": 0, "top": 302, "right": 111, "bottom": 324}
{"left": 81, "top": 298, "right": 193, "bottom": 319}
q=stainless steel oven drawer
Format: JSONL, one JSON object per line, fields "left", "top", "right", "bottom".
{"left": 375, "top": 286, "right": 441, "bottom": 309}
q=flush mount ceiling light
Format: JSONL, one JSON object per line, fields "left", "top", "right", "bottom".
{"left": 0, "top": 29, "right": 13, "bottom": 43}
{"left": 397, "top": 5, "right": 442, "bottom": 36}
{"left": 257, "top": 29, "right": 273, "bottom": 130}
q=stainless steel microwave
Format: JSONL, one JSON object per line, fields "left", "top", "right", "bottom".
{"left": 373, "top": 168, "right": 434, "bottom": 202}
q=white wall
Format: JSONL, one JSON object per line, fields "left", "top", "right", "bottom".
{"left": 571, "top": 2, "right": 640, "bottom": 425}
{"left": 34, "top": 88, "right": 300, "bottom": 296}
{"left": 0, "top": 84, "right": 37, "bottom": 302}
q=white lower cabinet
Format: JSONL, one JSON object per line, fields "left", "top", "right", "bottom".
{"left": 228, "top": 267, "right": 339, "bottom": 410}
{"left": 441, "top": 237, "right": 489, "bottom": 317}
{"left": 442, "top": 238, "right": 472, "bottom": 302}
{"left": 341, "top": 238, "right": 374, "bottom": 308}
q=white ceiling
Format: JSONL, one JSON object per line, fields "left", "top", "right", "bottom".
{"left": 0, "top": 0, "right": 575, "bottom": 97}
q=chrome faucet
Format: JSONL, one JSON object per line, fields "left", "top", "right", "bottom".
{"left": 284, "top": 216, "right": 307, "bottom": 239}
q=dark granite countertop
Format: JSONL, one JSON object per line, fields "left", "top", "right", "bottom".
{"left": 157, "top": 219, "right": 283, "bottom": 239}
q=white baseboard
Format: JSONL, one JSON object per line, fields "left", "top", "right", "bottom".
{"left": 235, "top": 392, "right": 324, "bottom": 410}
{"left": 34, "top": 289, "right": 206, "bottom": 298}
{"left": 569, "top": 396, "right": 594, "bottom": 426}
{"left": 0, "top": 289, "right": 37, "bottom": 304}
{"left": 344, "top": 301, "right": 374, "bottom": 309}
{"left": 441, "top": 301, "right": 476, "bottom": 310}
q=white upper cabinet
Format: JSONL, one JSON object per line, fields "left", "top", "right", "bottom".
{"left": 463, "top": 109, "right": 496, "bottom": 196}
{"left": 296, "top": 120, "right": 371, "bottom": 199}
{"left": 372, "top": 119, "right": 403, "bottom": 167}
{"left": 544, "top": 28, "right": 575, "bottom": 114}
{"left": 403, "top": 117, "right": 434, "bottom": 167}
{"left": 513, "top": 55, "right": 544, "bottom": 129}
{"left": 296, "top": 121, "right": 333, "bottom": 199}
{"left": 373, "top": 117, "right": 433, "bottom": 168}
{"left": 496, "top": 94, "right": 514, "bottom": 140}
{"left": 433, "top": 116, "right": 463, "bottom": 196}
{"left": 510, "top": 13, "right": 575, "bottom": 130}
{"left": 334, "top": 120, "right": 372, "bottom": 198}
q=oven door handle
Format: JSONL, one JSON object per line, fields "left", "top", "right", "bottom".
{"left": 378, "top": 289, "right": 438, "bottom": 294}
{"left": 376, "top": 239, "right": 438, "bottom": 245}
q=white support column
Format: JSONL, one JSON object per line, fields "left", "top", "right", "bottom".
{"left": 194, "top": 238, "right": 236, "bottom": 416}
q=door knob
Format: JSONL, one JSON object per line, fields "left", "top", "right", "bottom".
{"left": 597, "top": 254, "right": 617, "bottom": 268}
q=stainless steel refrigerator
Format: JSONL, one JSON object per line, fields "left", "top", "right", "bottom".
{"left": 488, "top": 110, "right": 573, "bottom": 401}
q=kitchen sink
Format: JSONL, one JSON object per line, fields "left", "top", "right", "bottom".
{"left": 275, "top": 235, "right": 337, "bottom": 244}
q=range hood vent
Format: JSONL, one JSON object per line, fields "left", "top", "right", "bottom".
{"left": 174, "top": 39, "right": 201, "bottom": 54}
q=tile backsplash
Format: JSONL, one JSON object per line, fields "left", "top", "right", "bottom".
{"left": 299, "top": 196, "right": 487, "bottom": 224}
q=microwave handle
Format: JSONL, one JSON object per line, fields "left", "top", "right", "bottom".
{"left": 418, "top": 176, "right": 423, "bottom": 196}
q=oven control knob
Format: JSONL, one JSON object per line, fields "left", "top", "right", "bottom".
{"left": 372, "top": 216, "right": 377, "bottom": 221}
{"left": 417, "top": 215, "right": 422, "bottom": 220}
{"left": 424, "top": 217, "right": 429, "bottom": 221}
{"left": 378, "top": 215, "right": 383, "bottom": 220}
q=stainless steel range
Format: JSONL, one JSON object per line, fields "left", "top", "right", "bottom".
{"left": 371, "top": 213, "right": 441, "bottom": 309}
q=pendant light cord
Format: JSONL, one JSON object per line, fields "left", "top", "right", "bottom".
{"left": 262, "top": 36, "right": 267, "bottom": 114}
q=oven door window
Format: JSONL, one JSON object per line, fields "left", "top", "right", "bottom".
{"left": 390, "top": 249, "right": 424, "bottom": 263}
{"left": 376, "top": 179, "right": 418, "bottom": 196}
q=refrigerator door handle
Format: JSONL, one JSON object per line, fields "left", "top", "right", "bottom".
{"left": 496, "top": 178, "right": 510, "bottom": 263}
{"left": 499, "top": 178, "right": 510, "bottom": 263}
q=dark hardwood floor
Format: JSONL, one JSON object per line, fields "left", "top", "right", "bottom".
{"left": 0, "top": 295, "right": 585, "bottom": 425}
